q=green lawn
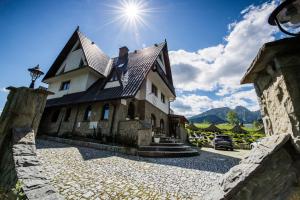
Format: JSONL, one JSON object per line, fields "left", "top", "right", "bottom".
{"left": 195, "top": 123, "right": 259, "bottom": 132}
{"left": 190, "top": 123, "right": 265, "bottom": 146}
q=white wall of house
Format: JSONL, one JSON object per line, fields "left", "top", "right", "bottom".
{"left": 136, "top": 70, "right": 175, "bottom": 114}
{"left": 56, "top": 41, "right": 87, "bottom": 74}
{"left": 46, "top": 68, "right": 100, "bottom": 99}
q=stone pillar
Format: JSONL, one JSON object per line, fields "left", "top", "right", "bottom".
{"left": 205, "top": 36, "right": 300, "bottom": 200}
{"left": 0, "top": 87, "right": 62, "bottom": 200}
{"left": 0, "top": 87, "right": 52, "bottom": 148}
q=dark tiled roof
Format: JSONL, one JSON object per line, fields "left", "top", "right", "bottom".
{"left": 43, "top": 28, "right": 110, "bottom": 81}
{"left": 46, "top": 42, "right": 176, "bottom": 107}
{"left": 46, "top": 92, "right": 85, "bottom": 107}
{"left": 78, "top": 31, "right": 110, "bottom": 76}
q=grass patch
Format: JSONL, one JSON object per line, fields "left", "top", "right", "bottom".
{"left": 188, "top": 123, "right": 266, "bottom": 147}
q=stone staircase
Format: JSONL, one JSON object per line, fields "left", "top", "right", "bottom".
{"left": 137, "top": 137, "right": 199, "bottom": 157}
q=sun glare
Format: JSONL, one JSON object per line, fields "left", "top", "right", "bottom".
{"left": 107, "top": 0, "right": 152, "bottom": 30}
{"left": 124, "top": 3, "right": 140, "bottom": 19}
{"left": 104, "top": 0, "right": 157, "bottom": 44}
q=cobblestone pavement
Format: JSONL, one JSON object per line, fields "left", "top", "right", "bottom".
{"left": 36, "top": 139, "right": 249, "bottom": 200}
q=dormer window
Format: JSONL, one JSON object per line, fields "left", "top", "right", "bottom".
{"left": 110, "top": 71, "right": 118, "bottom": 81}
{"left": 152, "top": 84, "right": 158, "bottom": 96}
{"left": 60, "top": 81, "right": 70, "bottom": 91}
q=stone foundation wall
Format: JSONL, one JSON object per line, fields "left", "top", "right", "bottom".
{"left": 39, "top": 101, "right": 125, "bottom": 137}
{"left": 118, "top": 120, "right": 152, "bottom": 146}
{"left": 39, "top": 99, "right": 169, "bottom": 142}
{"left": 142, "top": 100, "right": 169, "bottom": 134}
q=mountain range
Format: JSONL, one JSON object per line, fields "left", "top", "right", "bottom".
{"left": 188, "top": 106, "right": 261, "bottom": 124}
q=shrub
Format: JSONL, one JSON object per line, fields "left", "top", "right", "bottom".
{"left": 115, "top": 134, "right": 137, "bottom": 148}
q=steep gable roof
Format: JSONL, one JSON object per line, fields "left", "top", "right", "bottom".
{"left": 46, "top": 42, "right": 175, "bottom": 107}
{"left": 43, "top": 27, "right": 110, "bottom": 81}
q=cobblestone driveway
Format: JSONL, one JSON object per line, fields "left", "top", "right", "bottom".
{"left": 36, "top": 139, "right": 248, "bottom": 200}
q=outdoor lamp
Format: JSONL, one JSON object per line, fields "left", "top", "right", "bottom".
{"left": 268, "top": 0, "right": 300, "bottom": 36}
{"left": 28, "top": 64, "right": 44, "bottom": 89}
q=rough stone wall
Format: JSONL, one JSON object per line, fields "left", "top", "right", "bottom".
{"left": 141, "top": 100, "right": 169, "bottom": 134}
{"left": 118, "top": 120, "right": 152, "bottom": 146}
{"left": 39, "top": 101, "right": 123, "bottom": 137}
{"left": 12, "top": 128, "right": 63, "bottom": 199}
{"left": 204, "top": 134, "right": 300, "bottom": 200}
{"left": 0, "top": 87, "right": 62, "bottom": 199}
{"left": 40, "top": 99, "right": 169, "bottom": 139}
{"left": 254, "top": 55, "right": 300, "bottom": 150}
{"left": 205, "top": 48, "right": 300, "bottom": 200}
{"left": 0, "top": 87, "right": 49, "bottom": 146}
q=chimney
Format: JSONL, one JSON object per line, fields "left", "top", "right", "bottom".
{"left": 119, "top": 46, "right": 129, "bottom": 60}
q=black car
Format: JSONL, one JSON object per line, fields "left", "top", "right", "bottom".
{"left": 213, "top": 135, "right": 233, "bottom": 151}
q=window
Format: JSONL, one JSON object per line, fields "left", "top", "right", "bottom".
{"left": 51, "top": 109, "right": 60, "bottom": 123}
{"left": 64, "top": 108, "right": 72, "bottom": 122}
{"left": 110, "top": 71, "right": 118, "bottom": 81}
{"left": 60, "top": 81, "right": 70, "bottom": 91}
{"left": 158, "top": 53, "right": 163, "bottom": 62}
{"left": 151, "top": 114, "right": 156, "bottom": 128}
{"left": 128, "top": 102, "right": 135, "bottom": 119}
{"left": 161, "top": 93, "right": 165, "bottom": 103}
{"left": 79, "top": 59, "right": 84, "bottom": 68}
{"left": 72, "top": 43, "right": 81, "bottom": 52}
{"left": 83, "top": 105, "right": 92, "bottom": 121}
{"left": 160, "top": 119, "right": 164, "bottom": 129}
{"left": 151, "top": 84, "right": 157, "bottom": 96}
{"left": 101, "top": 104, "right": 110, "bottom": 120}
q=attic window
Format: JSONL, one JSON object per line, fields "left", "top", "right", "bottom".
{"left": 158, "top": 54, "right": 163, "bottom": 62}
{"left": 161, "top": 93, "right": 165, "bottom": 103}
{"left": 152, "top": 84, "right": 158, "bottom": 96}
{"left": 79, "top": 59, "right": 84, "bottom": 68}
{"left": 73, "top": 43, "right": 81, "bottom": 52}
{"left": 60, "top": 81, "right": 70, "bottom": 91}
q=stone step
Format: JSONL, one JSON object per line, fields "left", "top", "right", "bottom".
{"left": 159, "top": 138, "right": 181, "bottom": 143}
{"left": 139, "top": 145, "right": 192, "bottom": 152}
{"left": 150, "top": 142, "right": 185, "bottom": 146}
{"left": 137, "top": 150, "right": 199, "bottom": 157}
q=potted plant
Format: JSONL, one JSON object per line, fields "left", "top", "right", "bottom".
{"left": 134, "top": 116, "right": 139, "bottom": 120}
{"left": 126, "top": 116, "right": 130, "bottom": 121}
{"left": 153, "top": 135, "right": 160, "bottom": 144}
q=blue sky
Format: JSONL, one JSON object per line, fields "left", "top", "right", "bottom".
{"left": 0, "top": 0, "right": 279, "bottom": 116}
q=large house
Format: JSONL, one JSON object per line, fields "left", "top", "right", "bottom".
{"left": 39, "top": 27, "right": 186, "bottom": 146}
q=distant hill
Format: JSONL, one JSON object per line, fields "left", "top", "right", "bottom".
{"left": 189, "top": 106, "right": 261, "bottom": 124}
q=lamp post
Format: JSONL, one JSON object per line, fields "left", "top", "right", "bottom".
{"left": 28, "top": 65, "right": 44, "bottom": 89}
{"left": 268, "top": 0, "right": 300, "bottom": 36}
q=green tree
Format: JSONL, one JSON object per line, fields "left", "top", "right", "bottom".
{"left": 253, "top": 120, "right": 262, "bottom": 129}
{"left": 227, "top": 111, "right": 239, "bottom": 125}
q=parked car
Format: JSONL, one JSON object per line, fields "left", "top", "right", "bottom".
{"left": 250, "top": 138, "right": 262, "bottom": 149}
{"left": 213, "top": 135, "right": 233, "bottom": 151}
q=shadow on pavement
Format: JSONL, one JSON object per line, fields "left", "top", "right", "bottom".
{"left": 36, "top": 139, "right": 241, "bottom": 174}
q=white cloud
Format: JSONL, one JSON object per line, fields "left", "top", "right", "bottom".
{"left": 0, "top": 87, "right": 8, "bottom": 93}
{"left": 171, "top": 89, "right": 259, "bottom": 117}
{"left": 170, "top": 1, "right": 278, "bottom": 117}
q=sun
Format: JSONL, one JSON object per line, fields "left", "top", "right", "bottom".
{"left": 124, "top": 3, "right": 140, "bottom": 19}
{"left": 107, "top": 0, "right": 151, "bottom": 29}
